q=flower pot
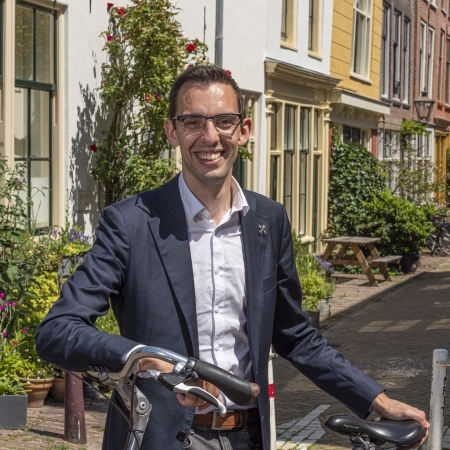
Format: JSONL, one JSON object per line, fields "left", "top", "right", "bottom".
{"left": 400, "top": 254, "right": 421, "bottom": 274}
{"left": 318, "top": 297, "right": 331, "bottom": 320}
{"left": 0, "top": 394, "right": 28, "bottom": 429}
{"left": 49, "top": 377, "right": 65, "bottom": 403}
{"left": 19, "top": 377, "right": 54, "bottom": 408}
{"left": 306, "top": 310, "right": 320, "bottom": 329}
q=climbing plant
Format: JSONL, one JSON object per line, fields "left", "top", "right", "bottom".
{"left": 91, "top": 0, "right": 209, "bottom": 207}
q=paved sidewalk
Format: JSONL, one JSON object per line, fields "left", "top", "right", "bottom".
{"left": 0, "top": 252, "right": 449, "bottom": 449}
{"left": 273, "top": 251, "right": 450, "bottom": 449}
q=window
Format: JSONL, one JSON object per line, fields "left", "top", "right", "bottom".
{"left": 428, "top": 27, "right": 435, "bottom": 96}
{"left": 299, "top": 108, "right": 310, "bottom": 235}
{"left": 380, "top": 130, "right": 400, "bottom": 192}
{"left": 393, "top": 11, "right": 401, "bottom": 98}
{"left": 446, "top": 37, "right": 450, "bottom": 103}
{"left": 281, "top": 0, "right": 296, "bottom": 47}
{"left": 308, "top": 0, "right": 321, "bottom": 55}
{"left": 403, "top": 19, "right": 410, "bottom": 103}
{"left": 443, "top": 0, "right": 448, "bottom": 11}
{"left": 14, "top": 2, "right": 56, "bottom": 229}
{"left": 419, "top": 22, "right": 427, "bottom": 94}
{"left": 343, "top": 125, "right": 371, "bottom": 150}
{"left": 439, "top": 31, "right": 445, "bottom": 101}
{"left": 352, "top": 0, "right": 372, "bottom": 78}
{"left": 284, "top": 105, "right": 295, "bottom": 219}
{"left": 381, "top": 4, "right": 390, "bottom": 97}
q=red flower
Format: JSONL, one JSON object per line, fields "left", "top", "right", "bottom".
{"left": 89, "top": 144, "right": 98, "bottom": 152}
{"left": 107, "top": 2, "right": 114, "bottom": 8}
{"left": 116, "top": 7, "right": 126, "bottom": 16}
{"left": 188, "top": 63, "right": 194, "bottom": 68}
{"left": 21, "top": 329, "right": 27, "bottom": 334}
{"left": 186, "top": 43, "right": 196, "bottom": 52}
{"left": 107, "top": 35, "right": 114, "bottom": 41}
{"left": 145, "top": 95, "right": 151, "bottom": 102}
{"left": 156, "top": 94, "right": 162, "bottom": 100}
{"left": 12, "top": 341, "right": 18, "bottom": 345}
{"left": 225, "top": 69, "right": 232, "bottom": 76}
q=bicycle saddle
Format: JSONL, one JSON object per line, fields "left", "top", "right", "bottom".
{"left": 324, "top": 415, "right": 425, "bottom": 448}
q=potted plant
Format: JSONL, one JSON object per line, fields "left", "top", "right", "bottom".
{"left": 293, "top": 237, "right": 336, "bottom": 327}
{"left": 0, "top": 300, "right": 28, "bottom": 429}
{"left": 360, "top": 191, "right": 434, "bottom": 274}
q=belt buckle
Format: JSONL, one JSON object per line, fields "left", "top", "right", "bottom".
{"left": 211, "top": 410, "right": 233, "bottom": 431}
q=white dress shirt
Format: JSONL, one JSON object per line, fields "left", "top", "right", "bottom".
{"left": 179, "top": 172, "right": 254, "bottom": 412}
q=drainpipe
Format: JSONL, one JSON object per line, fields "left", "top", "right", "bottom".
{"left": 215, "top": 0, "right": 223, "bottom": 67}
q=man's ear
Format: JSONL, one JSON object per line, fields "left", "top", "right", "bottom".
{"left": 164, "top": 119, "right": 180, "bottom": 148}
{"left": 237, "top": 118, "right": 252, "bottom": 146}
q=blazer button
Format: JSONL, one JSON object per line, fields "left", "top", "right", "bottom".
{"left": 176, "top": 430, "right": 187, "bottom": 441}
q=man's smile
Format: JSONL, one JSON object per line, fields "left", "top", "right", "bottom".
{"left": 196, "top": 151, "right": 224, "bottom": 162}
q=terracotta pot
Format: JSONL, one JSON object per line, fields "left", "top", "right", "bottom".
{"left": 19, "top": 377, "right": 54, "bottom": 408}
{"left": 49, "top": 377, "right": 65, "bottom": 403}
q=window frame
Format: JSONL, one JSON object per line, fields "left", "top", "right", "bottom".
{"left": 419, "top": 21, "right": 427, "bottom": 95}
{"left": 381, "top": 3, "right": 390, "bottom": 98}
{"left": 439, "top": 30, "right": 445, "bottom": 102}
{"left": 403, "top": 18, "right": 410, "bottom": 104}
{"left": 351, "top": 0, "right": 373, "bottom": 79}
{"left": 446, "top": 36, "right": 450, "bottom": 104}
{"left": 427, "top": 27, "right": 435, "bottom": 96}
{"left": 308, "top": 0, "right": 322, "bottom": 56}
{"left": 393, "top": 10, "right": 401, "bottom": 99}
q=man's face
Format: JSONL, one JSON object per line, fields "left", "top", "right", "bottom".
{"left": 165, "top": 82, "right": 251, "bottom": 190}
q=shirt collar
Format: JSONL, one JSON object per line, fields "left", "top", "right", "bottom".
{"left": 179, "top": 171, "right": 249, "bottom": 221}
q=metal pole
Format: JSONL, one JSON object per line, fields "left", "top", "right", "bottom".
{"left": 215, "top": 0, "right": 223, "bottom": 67}
{"left": 268, "top": 348, "right": 277, "bottom": 450}
{"left": 428, "top": 349, "right": 448, "bottom": 450}
{"left": 64, "top": 372, "right": 87, "bottom": 444}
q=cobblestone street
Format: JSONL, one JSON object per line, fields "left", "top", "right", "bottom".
{"left": 0, "top": 252, "right": 449, "bottom": 449}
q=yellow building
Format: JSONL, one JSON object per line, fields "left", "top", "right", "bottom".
{"left": 329, "top": 0, "right": 389, "bottom": 153}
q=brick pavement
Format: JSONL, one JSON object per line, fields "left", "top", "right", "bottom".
{"left": 0, "top": 252, "right": 449, "bottom": 449}
{"left": 273, "top": 251, "right": 450, "bottom": 449}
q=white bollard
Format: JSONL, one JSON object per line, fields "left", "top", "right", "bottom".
{"left": 268, "top": 348, "right": 277, "bottom": 450}
{"left": 428, "top": 349, "right": 448, "bottom": 450}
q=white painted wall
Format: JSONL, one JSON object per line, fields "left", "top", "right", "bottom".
{"left": 266, "top": 0, "right": 333, "bottom": 75}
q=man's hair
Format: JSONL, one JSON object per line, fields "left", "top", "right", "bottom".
{"left": 169, "top": 65, "right": 246, "bottom": 121}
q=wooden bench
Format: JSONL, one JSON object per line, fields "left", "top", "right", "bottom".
{"left": 368, "top": 255, "right": 402, "bottom": 282}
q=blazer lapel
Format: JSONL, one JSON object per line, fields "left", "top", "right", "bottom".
{"left": 241, "top": 194, "right": 270, "bottom": 374}
{"left": 138, "top": 176, "right": 199, "bottom": 358}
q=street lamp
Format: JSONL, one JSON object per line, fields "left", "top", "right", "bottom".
{"left": 414, "top": 91, "right": 435, "bottom": 123}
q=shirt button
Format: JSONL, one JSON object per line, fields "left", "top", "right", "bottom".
{"left": 215, "top": 267, "right": 220, "bottom": 274}
{"left": 215, "top": 345, "right": 219, "bottom": 351}
{"left": 215, "top": 307, "right": 220, "bottom": 313}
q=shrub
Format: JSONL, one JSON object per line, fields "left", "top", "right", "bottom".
{"left": 358, "top": 190, "right": 434, "bottom": 255}
{"left": 328, "top": 129, "right": 386, "bottom": 236}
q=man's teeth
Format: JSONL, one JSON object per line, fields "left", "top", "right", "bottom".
{"left": 198, "top": 153, "right": 221, "bottom": 161}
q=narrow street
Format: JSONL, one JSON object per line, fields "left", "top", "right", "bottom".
{"left": 0, "top": 253, "right": 449, "bottom": 449}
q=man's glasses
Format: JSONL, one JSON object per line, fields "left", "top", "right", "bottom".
{"left": 171, "top": 113, "right": 244, "bottom": 136}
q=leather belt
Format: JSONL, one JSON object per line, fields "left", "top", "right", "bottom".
{"left": 194, "top": 409, "right": 259, "bottom": 430}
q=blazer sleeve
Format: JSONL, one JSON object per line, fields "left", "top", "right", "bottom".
{"left": 35, "top": 204, "right": 141, "bottom": 372}
{"left": 271, "top": 206, "right": 384, "bottom": 419}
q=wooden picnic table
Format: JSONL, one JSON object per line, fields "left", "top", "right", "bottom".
{"left": 321, "top": 236, "right": 402, "bottom": 287}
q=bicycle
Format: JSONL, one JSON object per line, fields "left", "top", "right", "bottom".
{"left": 325, "top": 414, "right": 426, "bottom": 450}
{"left": 427, "top": 215, "right": 450, "bottom": 256}
{"left": 65, "top": 346, "right": 260, "bottom": 450}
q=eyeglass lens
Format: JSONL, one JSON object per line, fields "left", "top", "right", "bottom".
{"left": 180, "top": 115, "right": 241, "bottom": 135}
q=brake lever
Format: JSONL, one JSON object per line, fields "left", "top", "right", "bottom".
{"left": 148, "top": 370, "right": 226, "bottom": 416}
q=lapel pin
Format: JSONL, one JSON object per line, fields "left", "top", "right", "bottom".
{"left": 258, "top": 225, "right": 267, "bottom": 236}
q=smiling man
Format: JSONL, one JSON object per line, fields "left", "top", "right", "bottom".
{"left": 36, "top": 66, "right": 428, "bottom": 450}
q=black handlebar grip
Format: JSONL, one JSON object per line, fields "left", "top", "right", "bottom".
{"left": 192, "top": 360, "right": 260, "bottom": 406}
{"left": 188, "top": 387, "right": 220, "bottom": 408}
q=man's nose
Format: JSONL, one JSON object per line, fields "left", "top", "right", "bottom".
{"left": 201, "top": 119, "right": 220, "bottom": 140}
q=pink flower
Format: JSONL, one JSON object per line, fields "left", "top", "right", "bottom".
{"left": 90, "top": 144, "right": 98, "bottom": 152}
{"left": 156, "top": 94, "right": 162, "bottom": 100}
{"left": 2, "top": 332, "right": 7, "bottom": 338}
{"left": 21, "top": 329, "right": 27, "bottom": 334}
{"left": 0, "top": 306, "right": 4, "bottom": 311}
{"left": 0, "top": 292, "right": 4, "bottom": 299}
{"left": 116, "top": 6, "right": 126, "bottom": 16}
{"left": 4, "top": 302, "right": 9, "bottom": 307}
{"left": 186, "top": 43, "right": 196, "bottom": 52}
{"left": 107, "top": 2, "right": 114, "bottom": 8}
{"left": 13, "top": 341, "right": 18, "bottom": 345}
{"left": 225, "top": 69, "right": 232, "bottom": 76}
{"left": 107, "top": 35, "right": 114, "bottom": 41}
{"left": 12, "top": 302, "right": 17, "bottom": 307}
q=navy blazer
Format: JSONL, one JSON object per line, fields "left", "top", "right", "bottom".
{"left": 36, "top": 175, "right": 383, "bottom": 449}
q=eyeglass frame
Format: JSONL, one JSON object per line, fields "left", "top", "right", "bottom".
{"left": 171, "top": 113, "right": 245, "bottom": 135}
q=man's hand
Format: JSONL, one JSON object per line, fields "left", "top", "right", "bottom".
{"left": 138, "top": 358, "right": 223, "bottom": 411}
{"left": 372, "top": 392, "right": 429, "bottom": 447}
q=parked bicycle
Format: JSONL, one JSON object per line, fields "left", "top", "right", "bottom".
{"left": 427, "top": 215, "right": 450, "bottom": 256}
{"left": 63, "top": 346, "right": 260, "bottom": 450}
{"left": 325, "top": 414, "right": 426, "bottom": 450}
